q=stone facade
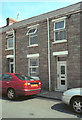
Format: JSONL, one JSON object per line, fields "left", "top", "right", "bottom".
{"left": 1, "top": 2, "right": 82, "bottom": 91}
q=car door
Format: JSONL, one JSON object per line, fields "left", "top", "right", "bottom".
{"left": 2, "top": 74, "right": 12, "bottom": 93}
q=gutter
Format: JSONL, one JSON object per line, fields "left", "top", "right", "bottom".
{"left": 47, "top": 18, "right": 51, "bottom": 91}
{"left": 13, "top": 30, "right": 16, "bottom": 73}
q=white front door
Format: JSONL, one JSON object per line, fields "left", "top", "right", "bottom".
{"left": 57, "top": 61, "right": 67, "bottom": 91}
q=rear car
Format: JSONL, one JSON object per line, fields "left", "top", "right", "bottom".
{"left": 0, "top": 73, "right": 41, "bottom": 100}
{"left": 62, "top": 88, "right": 82, "bottom": 114}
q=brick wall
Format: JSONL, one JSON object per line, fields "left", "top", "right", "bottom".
{"left": 15, "top": 20, "right": 49, "bottom": 89}
{"left": 67, "top": 13, "right": 80, "bottom": 88}
{"left": 0, "top": 33, "right": 2, "bottom": 73}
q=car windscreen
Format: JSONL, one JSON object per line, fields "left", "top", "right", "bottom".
{"left": 15, "top": 74, "right": 34, "bottom": 81}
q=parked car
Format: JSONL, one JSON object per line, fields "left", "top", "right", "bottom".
{"left": 31, "top": 76, "right": 40, "bottom": 81}
{"left": 0, "top": 73, "right": 41, "bottom": 100}
{"left": 62, "top": 88, "right": 82, "bottom": 114}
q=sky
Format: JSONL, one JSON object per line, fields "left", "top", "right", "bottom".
{"left": 0, "top": 0, "right": 82, "bottom": 27}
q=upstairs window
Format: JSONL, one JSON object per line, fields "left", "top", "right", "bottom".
{"left": 54, "top": 19, "right": 66, "bottom": 42}
{"left": 27, "top": 27, "right": 38, "bottom": 46}
{"left": 6, "top": 33, "right": 13, "bottom": 49}
{"left": 55, "top": 21, "right": 64, "bottom": 29}
{"left": 7, "top": 38, "right": 13, "bottom": 49}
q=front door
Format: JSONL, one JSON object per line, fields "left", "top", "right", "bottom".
{"left": 57, "top": 61, "right": 67, "bottom": 91}
{"left": 10, "top": 62, "right": 14, "bottom": 73}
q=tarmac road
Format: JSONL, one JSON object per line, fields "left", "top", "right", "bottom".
{"left": 1, "top": 95, "right": 81, "bottom": 118}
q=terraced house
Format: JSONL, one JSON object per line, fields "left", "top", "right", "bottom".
{"left": 0, "top": 2, "right": 82, "bottom": 91}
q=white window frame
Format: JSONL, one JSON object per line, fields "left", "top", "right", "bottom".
{"left": 7, "top": 38, "right": 13, "bottom": 49}
{"left": 53, "top": 18, "right": 67, "bottom": 44}
{"left": 27, "top": 27, "right": 38, "bottom": 46}
{"left": 28, "top": 58, "right": 39, "bottom": 77}
{"left": 6, "top": 32, "right": 14, "bottom": 50}
{"left": 28, "top": 28, "right": 37, "bottom": 35}
{"left": 54, "top": 19, "right": 66, "bottom": 31}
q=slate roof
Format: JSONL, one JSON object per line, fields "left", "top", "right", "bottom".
{"left": 0, "top": 2, "right": 82, "bottom": 33}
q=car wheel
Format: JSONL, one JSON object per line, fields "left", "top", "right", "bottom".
{"left": 71, "top": 97, "right": 82, "bottom": 114}
{"left": 7, "top": 89, "right": 15, "bottom": 100}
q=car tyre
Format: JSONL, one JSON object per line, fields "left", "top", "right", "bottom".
{"left": 71, "top": 97, "right": 82, "bottom": 114}
{"left": 7, "top": 88, "right": 15, "bottom": 100}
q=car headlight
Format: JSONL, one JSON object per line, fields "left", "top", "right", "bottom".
{"left": 63, "top": 92, "right": 66, "bottom": 96}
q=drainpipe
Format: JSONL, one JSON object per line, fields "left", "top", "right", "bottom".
{"left": 47, "top": 18, "right": 51, "bottom": 91}
{"left": 13, "top": 30, "right": 16, "bottom": 73}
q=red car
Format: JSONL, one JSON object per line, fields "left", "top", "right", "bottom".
{"left": 0, "top": 73, "right": 41, "bottom": 100}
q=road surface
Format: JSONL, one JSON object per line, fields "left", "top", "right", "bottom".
{"left": 0, "top": 95, "right": 81, "bottom": 118}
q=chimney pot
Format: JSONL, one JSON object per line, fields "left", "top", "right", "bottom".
{"left": 6, "top": 17, "right": 18, "bottom": 26}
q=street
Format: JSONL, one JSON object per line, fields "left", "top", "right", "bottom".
{"left": 1, "top": 95, "right": 81, "bottom": 118}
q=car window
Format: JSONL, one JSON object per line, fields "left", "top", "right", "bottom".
{"left": 15, "top": 74, "right": 34, "bottom": 81}
{"left": 2, "top": 74, "right": 12, "bottom": 81}
{"left": 0, "top": 74, "right": 2, "bottom": 81}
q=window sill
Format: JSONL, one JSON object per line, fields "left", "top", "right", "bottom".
{"left": 52, "top": 40, "right": 67, "bottom": 44}
{"left": 5, "top": 48, "right": 13, "bottom": 51}
{"left": 27, "top": 44, "right": 38, "bottom": 48}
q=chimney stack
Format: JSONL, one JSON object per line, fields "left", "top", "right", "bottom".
{"left": 6, "top": 17, "right": 18, "bottom": 26}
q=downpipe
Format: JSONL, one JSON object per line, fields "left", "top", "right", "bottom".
{"left": 47, "top": 18, "right": 51, "bottom": 91}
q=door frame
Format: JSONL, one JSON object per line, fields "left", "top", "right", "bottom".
{"left": 56, "top": 61, "right": 67, "bottom": 91}
{"left": 10, "top": 61, "right": 14, "bottom": 73}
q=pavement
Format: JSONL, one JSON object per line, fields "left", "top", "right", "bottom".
{"left": 37, "top": 89, "right": 63, "bottom": 100}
